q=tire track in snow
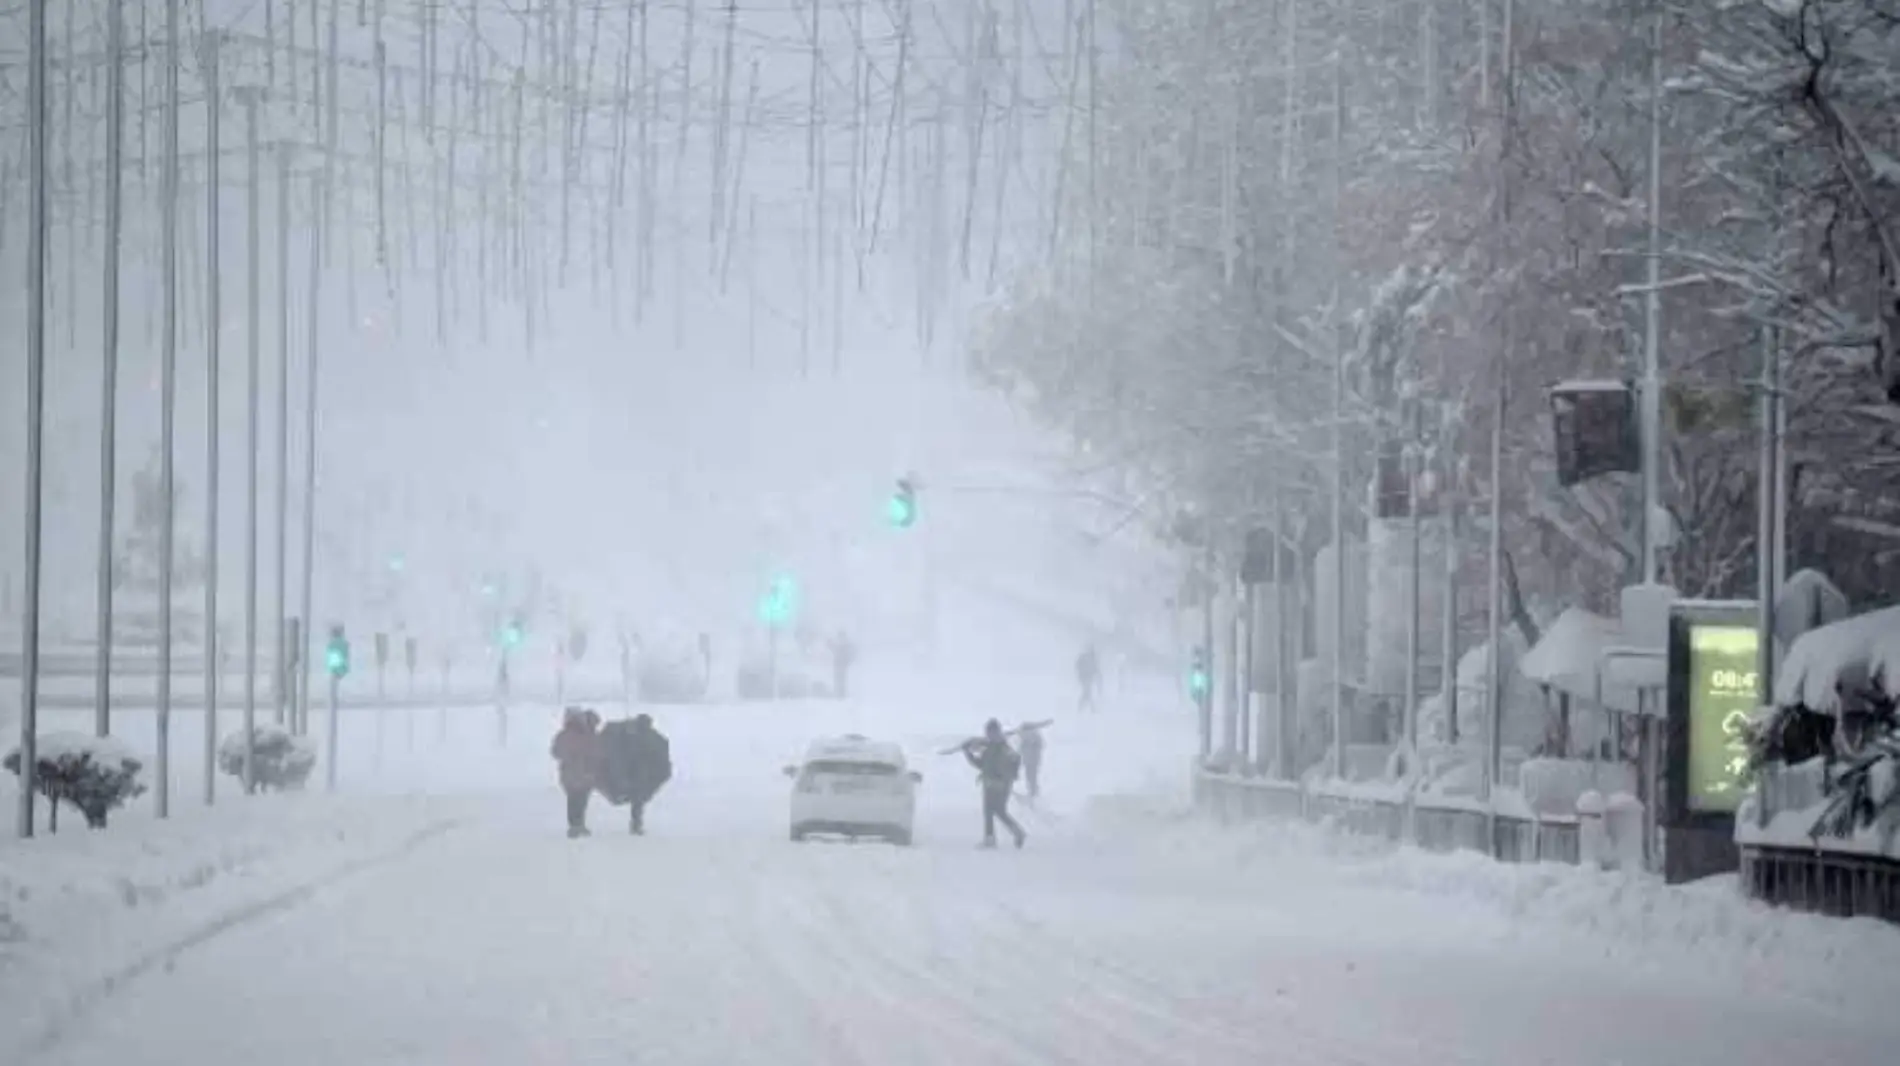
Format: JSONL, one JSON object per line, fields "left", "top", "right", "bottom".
{"left": 992, "top": 901, "right": 1486, "bottom": 1066}
{"left": 752, "top": 847, "right": 1086, "bottom": 1066}
{"left": 17, "top": 818, "right": 464, "bottom": 1061}
{"left": 787, "top": 848, "right": 1277, "bottom": 1066}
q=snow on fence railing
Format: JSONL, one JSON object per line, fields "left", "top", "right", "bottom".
{"left": 1192, "top": 766, "right": 1604, "bottom": 868}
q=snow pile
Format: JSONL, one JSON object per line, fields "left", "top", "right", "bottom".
{"left": 1519, "top": 757, "right": 1637, "bottom": 817}
{"left": 0, "top": 792, "right": 465, "bottom": 1057}
{"left": 1519, "top": 607, "right": 1646, "bottom": 715}
{"left": 1775, "top": 604, "right": 1900, "bottom": 712}
{"left": 1090, "top": 796, "right": 1900, "bottom": 1013}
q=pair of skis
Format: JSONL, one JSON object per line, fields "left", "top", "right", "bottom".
{"left": 934, "top": 718, "right": 1055, "bottom": 756}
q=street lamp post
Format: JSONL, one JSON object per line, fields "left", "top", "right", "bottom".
{"left": 93, "top": 0, "right": 128, "bottom": 743}
{"left": 202, "top": 30, "right": 224, "bottom": 807}
{"left": 16, "top": 0, "right": 52, "bottom": 837}
{"left": 238, "top": 83, "right": 267, "bottom": 794}
{"left": 156, "top": 0, "right": 183, "bottom": 820}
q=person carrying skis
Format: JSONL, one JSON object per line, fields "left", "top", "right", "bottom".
{"left": 962, "top": 719, "right": 1027, "bottom": 849}
{"left": 602, "top": 712, "right": 673, "bottom": 835}
{"left": 1018, "top": 721, "right": 1046, "bottom": 800}
{"left": 1076, "top": 643, "right": 1101, "bottom": 712}
{"left": 551, "top": 707, "right": 602, "bottom": 838}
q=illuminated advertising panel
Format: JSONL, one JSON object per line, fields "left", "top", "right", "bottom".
{"left": 1685, "top": 623, "right": 1759, "bottom": 813}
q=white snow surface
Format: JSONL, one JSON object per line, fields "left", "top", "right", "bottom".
{"left": 12, "top": 731, "right": 146, "bottom": 768}
{"left": 1519, "top": 607, "right": 1645, "bottom": 713}
{"left": 1776, "top": 603, "right": 1900, "bottom": 711}
{"left": 4, "top": 673, "right": 1899, "bottom": 1065}
{"left": 6, "top": 382, "right": 1899, "bottom": 1064}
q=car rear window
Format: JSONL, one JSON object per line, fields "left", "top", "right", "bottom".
{"left": 805, "top": 760, "right": 900, "bottom": 776}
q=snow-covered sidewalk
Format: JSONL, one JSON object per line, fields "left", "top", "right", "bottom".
{"left": 0, "top": 791, "right": 472, "bottom": 1057}
{"left": 1090, "top": 791, "right": 1900, "bottom": 1021}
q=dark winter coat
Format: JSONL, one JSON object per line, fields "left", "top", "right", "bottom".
{"left": 600, "top": 719, "right": 672, "bottom": 804}
{"left": 964, "top": 738, "right": 1021, "bottom": 788}
{"left": 551, "top": 721, "right": 601, "bottom": 793}
{"left": 1018, "top": 727, "right": 1044, "bottom": 765}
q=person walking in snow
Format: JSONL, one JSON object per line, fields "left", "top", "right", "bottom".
{"left": 963, "top": 719, "right": 1027, "bottom": 849}
{"left": 828, "top": 630, "right": 858, "bottom": 699}
{"left": 601, "top": 712, "right": 672, "bottom": 835}
{"left": 1017, "top": 721, "right": 1046, "bottom": 800}
{"left": 1075, "top": 644, "right": 1102, "bottom": 713}
{"left": 551, "top": 707, "right": 602, "bottom": 838}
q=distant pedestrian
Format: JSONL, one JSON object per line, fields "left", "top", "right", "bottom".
{"left": 962, "top": 719, "right": 1027, "bottom": 849}
{"left": 1017, "top": 722, "right": 1045, "bottom": 800}
{"left": 601, "top": 712, "right": 673, "bottom": 835}
{"left": 551, "top": 707, "right": 601, "bottom": 838}
{"left": 829, "top": 630, "right": 858, "bottom": 699}
{"left": 1075, "top": 644, "right": 1101, "bottom": 712}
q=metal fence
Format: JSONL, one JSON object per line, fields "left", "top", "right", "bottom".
{"left": 1739, "top": 761, "right": 1900, "bottom": 923}
{"left": 1194, "top": 769, "right": 1583, "bottom": 866}
{"left": 1740, "top": 847, "right": 1900, "bottom": 924}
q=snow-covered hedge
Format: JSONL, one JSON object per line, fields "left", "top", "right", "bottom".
{"left": 217, "top": 725, "right": 317, "bottom": 792}
{"left": 1810, "top": 725, "right": 1900, "bottom": 845}
{"left": 2, "top": 732, "right": 148, "bottom": 830}
{"left": 1745, "top": 604, "right": 1900, "bottom": 847}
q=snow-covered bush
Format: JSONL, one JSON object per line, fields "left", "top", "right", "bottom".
{"left": 1811, "top": 724, "right": 1900, "bottom": 845}
{"left": 3, "top": 732, "right": 148, "bottom": 830}
{"left": 1745, "top": 705, "right": 1836, "bottom": 773}
{"left": 217, "top": 725, "right": 317, "bottom": 792}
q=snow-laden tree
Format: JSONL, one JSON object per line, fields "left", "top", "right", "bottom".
{"left": 975, "top": 0, "right": 1900, "bottom": 637}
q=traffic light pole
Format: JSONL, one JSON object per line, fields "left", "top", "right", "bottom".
{"left": 495, "top": 652, "right": 510, "bottom": 748}
{"left": 438, "top": 654, "right": 451, "bottom": 745}
{"left": 406, "top": 658, "right": 417, "bottom": 752}
{"left": 325, "top": 670, "right": 339, "bottom": 792}
{"left": 1221, "top": 586, "right": 1241, "bottom": 763}
{"left": 1199, "top": 543, "right": 1214, "bottom": 760}
{"left": 374, "top": 658, "right": 385, "bottom": 773}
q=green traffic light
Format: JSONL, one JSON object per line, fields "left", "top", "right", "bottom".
{"left": 757, "top": 574, "right": 799, "bottom": 627}
{"left": 1188, "top": 669, "right": 1210, "bottom": 698}
{"left": 502, "top": 622, "right": 524, "bottom": 650}
{"left": 887, "top": 493, "right": 916, "bottom": 528}
{"left": 325, "top": 641, "right": 350, "bottom": 679}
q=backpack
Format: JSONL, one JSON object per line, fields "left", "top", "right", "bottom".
{"left": 992, "top": 743, "right": 1021, "bottom": 785}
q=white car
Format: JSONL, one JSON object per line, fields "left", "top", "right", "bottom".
{"left": 784, "top": 735, "right": 921, "bottom": 846}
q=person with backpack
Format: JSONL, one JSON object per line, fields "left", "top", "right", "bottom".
{"left": 550, "top": 707, "right": 602, "bottom": 838}
{"left": 962, "top": 719, "right": 1027, "bottom": 849}
{"left": 601, "top": 712, "right": 673, "bottom": 835}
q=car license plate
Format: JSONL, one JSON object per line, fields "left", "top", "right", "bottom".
{"left": 829, "top": 778, "right": 880, "bottom": 794}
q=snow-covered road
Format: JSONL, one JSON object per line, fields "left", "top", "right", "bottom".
{"left": 15, "top": 684, "right": 1899, "bottom": 1066}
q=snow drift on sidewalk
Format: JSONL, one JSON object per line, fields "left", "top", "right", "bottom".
{"left": 0, "top": 792, "right": 467, "bottom": 1057}
{"left": 1084, "top": 788, "right": 1900, "bottom": 1017}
